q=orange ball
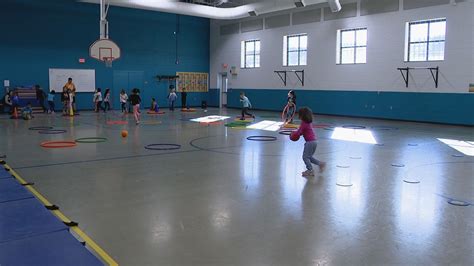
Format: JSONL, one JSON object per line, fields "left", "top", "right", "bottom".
{"left": 121, "top": 130, "right": 128, "bottom": 138}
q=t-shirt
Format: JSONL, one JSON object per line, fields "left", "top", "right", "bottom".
{"left": 168, "top": 92, "right": 177, "bottom": 101}
{"left": 240, "top": 96, "right": 251, "bottom": 108}
{"left": 295, "top": 121, "right": 316, "bottom": 142}
{"left": 94, "top": 92, "right": 102, "bottom": 102}
{"left": 120, "top": 93, "right": 128, "bottom": 103}
{"left": 4, "top": 94, "right": 11, "bottom": 105}
{"left": 64, "top": 82, "right": 76, "bottom": 96}
{"left": 129, "top": 94, "right": 141, "bottom": 105}
{"left": 104, "top": 92, "right": 110, "bottom": 102}
{"left": 47, "top": 93, "right": 54, "bottom": 102}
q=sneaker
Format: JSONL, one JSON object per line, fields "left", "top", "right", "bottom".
{"left": 136, "top": 121, "right": 140, "bottom": 125}
{"left": 319, "top": 162, "right": 326, "bottom": 173}
{"left": 302, "top": 170, "right": 314, "bottom": 177}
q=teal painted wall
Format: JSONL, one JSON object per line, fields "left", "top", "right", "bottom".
{"left": 223, "top": 88, "right": 474, "bottom": 126}
{"left": 0, "top": 0, "right": 209, "bottom": 110}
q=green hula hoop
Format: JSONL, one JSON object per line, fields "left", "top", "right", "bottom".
{"left": 75, "top": 137, "right": 108, "bottom": 143}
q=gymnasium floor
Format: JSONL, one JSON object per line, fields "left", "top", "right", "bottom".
{"left": 1, "top": 108, "right": 473, "bottom": 265}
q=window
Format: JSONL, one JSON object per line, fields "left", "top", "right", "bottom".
{"left": 283, "top": 34, "right": 307, "bottom": 66}
{"left": 405, "top": 18, "right": 446, "bottom": 62}
{"left": 336, "top": 28, "right": 367, "bottom": 64}
{"left": 241, "top": 40, "right": 260, "bottom": 68}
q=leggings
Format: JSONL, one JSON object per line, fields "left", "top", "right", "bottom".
{"left": 48, "top": 101, "right": 55, "bottom": 113}
{"left": 133, "top": 104, "right": 140, "bottom": 122}
{"left": 241, "top": 107, "right": 253, "bottom": 118}
{"left": 104, "top": 101, "right": 110, "bottom": 111}
{"left": 303, "top": 141, "right": 321, "bottom": 171}
{"left": 96, "top": 101, "right": 105, "bottom": 112}
{"left": 121, "top": 102, "right": 127, "bottom": 112}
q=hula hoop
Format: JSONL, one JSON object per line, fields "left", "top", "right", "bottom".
{"left": 181, "top": 108, "right": 197, "bottom": 112}
{"left": 342, "top": 125, "right": 366, "bottom": 129}
{"left": 107, "top": 120, "right": 128, "bottom": 125}
{"left": 40, "top": 141, "right": 77, "bottom": 148}
{"left": 234, "top": 118, "right": 253, "bottom": 123}
{"left": 281, "top": 104, "right": 295, "bottom": 122}
{"left": 246, "top": 136, "right": 277, "bottom": 141}
{"left": 235, "top": 115, "right": 253, "bottom": 119}
{"left": 141, "top": 121, "right": 162, "bottom": 125}
{"left": 201, "top": 121, "right": 223, "bottom": 126}
{"left": 144, "top": 144, "right": 181, "bottom": 150}
{"left": 38, "top": 129, "right": 67, "bottom": 134}
{"left": 29, "top": 126, "right": 53, "bottom": 131}
{"left": 313, "top": 124, "right": 331, "bottom": 128}
{"left": 278, "top": 130, "right": 295, "bottom": 135}
{"left": 371, "top": 126, "right": 399, "bottom": 131}
{"left": 75, "top": 137, "right": 108, "bottom": 143}
{"left": 147, "top": 111, "right": 166, "bottom": 115}
{"left": 225, "top": 122, "right": 249, "bottom": 128}
{"left": 282, "top": 123, "right": 298, "bottom": 129}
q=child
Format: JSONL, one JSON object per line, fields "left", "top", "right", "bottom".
{"left": 294, "top": 107, "right": 326, "bottom": 177}
{"left": 168, "top": 89, "right": 177, "bottom": 111}
{"left": 284, "top": 90, "right": 296, "bottom": 124}
{"left": 120, "top": 89, "right": 128, "bottom": 113}
{"left": 181, "top": 87, "right": 188, "bottom": 109}
{"left": 239, "top": 92, "right": 255, "bottom": 120}
{"left": 103, "top": 88, "right": 111, "bottom": 112}
{"left": 150, "top": 98, "right": 159, "bottom": 112}
{"left": 94, "top": 88, "right": 105, "bottom": 112}
{"left": 22, "top": 102, "right": 33, "bottom": 120}
{"left": 129, "top": 88, "right": 141, "bottom": 124}
{"left": 47, "top": 90, "right": 55, "bottom": 114}
{"left": 10, "top": 92, "right": 20, "bottom": 118}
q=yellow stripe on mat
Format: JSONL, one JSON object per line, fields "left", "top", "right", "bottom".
{"left": 3, "top": 163, "right": 118, "bottom": 266}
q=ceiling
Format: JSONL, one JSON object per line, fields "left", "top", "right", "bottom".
{"left": 79, "top": 0, "right": 337, "bottom": 20}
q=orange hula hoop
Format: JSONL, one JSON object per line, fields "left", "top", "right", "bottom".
{"left": 40, "top": 141, "right": 77, "bottom": 148}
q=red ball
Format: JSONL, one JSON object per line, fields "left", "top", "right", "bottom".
{"left": 290, "top": 132, "right": 300, "bottom": 141}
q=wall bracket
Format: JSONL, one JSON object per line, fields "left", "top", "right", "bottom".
{"left": 397, "top": 66, "right": 439, "bottom": 88}
{"left": 274, "top": 70, "right": 304, "bottom": 86}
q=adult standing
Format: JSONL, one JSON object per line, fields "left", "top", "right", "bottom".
{"left": 35, "top": 85, "right": 46, "bottom": 113}
{"left": 63, "top": 78, "right": 77, "bottom": 113}
{"left": 181, "top": 87, "right": 187, "bottom": 109}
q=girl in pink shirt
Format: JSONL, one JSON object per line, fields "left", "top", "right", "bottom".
{"left": 294, "top": 107, "right": 326, "bottom": 177}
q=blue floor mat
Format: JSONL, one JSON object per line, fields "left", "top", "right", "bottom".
{"left": 0, "top": 178, "right": 34, "bottom": 203}
{"left": 0, "top": 198, "right": 66, "bottom": 243}
{"left": 0, "top": 168, "right": 12, "bottom": 179}
{"left": 0, "top": 230, "right": 104, "bottom": 266}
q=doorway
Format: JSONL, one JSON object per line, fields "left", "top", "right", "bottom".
{"left": 218, "top": 73, "right": 228, "bottom": 108}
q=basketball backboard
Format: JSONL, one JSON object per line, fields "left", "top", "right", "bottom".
{"left": 90, "top": 39, "right": 121, "bottom": 64}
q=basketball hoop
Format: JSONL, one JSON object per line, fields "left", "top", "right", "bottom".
{"left": 104, "top": 57, "right": 114, "bottom": 68}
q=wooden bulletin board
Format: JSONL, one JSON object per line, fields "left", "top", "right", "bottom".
{"left": 176, "top": 72, "right": 209, "bottom": 92}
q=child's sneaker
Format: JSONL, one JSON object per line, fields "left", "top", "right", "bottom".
{"left": 319, "top": 162, "right": 326, "bottom": 173}
{"left": 302, "top": 170, "right": 314, "bottom": 177}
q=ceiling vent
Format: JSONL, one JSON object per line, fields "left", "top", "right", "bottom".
{"left": 294, "top": 1, "right": 306, "bottom": 8}
{"left": 328, "top": 0, "right": 341, "bottom": 12}
{"left": 248, "top": 10, "right": 258, "bottom": 16}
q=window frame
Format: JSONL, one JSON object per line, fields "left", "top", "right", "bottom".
{"left": 241, "top": 39, "right": 261, "bottom": 69}
{"left": 337, "top": 27, "right": 367, "bottom": 65}
{"left": 283, "top": 33, "right": 308, "bottom": 67}
{"left": 406, "top": 18, "right": 446, "bottom": 62}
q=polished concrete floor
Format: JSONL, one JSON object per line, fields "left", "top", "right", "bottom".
{"left": 1, "top": 108, "right": 473, "bottom": 265}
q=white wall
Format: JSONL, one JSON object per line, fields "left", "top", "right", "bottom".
{"left": 210, "top": 0, "right": 474, "bottom": 93}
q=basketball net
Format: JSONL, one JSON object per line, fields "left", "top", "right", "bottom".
{"left": 104, "top": 57, "right": 114, "bottom": 68}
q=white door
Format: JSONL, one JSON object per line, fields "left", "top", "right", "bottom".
{"left": 218, "top": 73, "right": 228, "bottom": 108}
